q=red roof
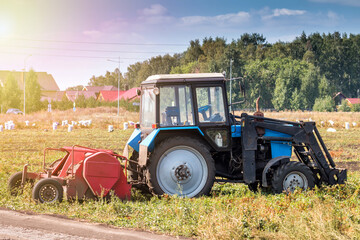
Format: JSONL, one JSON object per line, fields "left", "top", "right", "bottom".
{"left": 119, "top": 87, "right": 140, "bottom": 100}
{"left": 98, "top": 90, "right": 126, "bottom": 102}
{"left": 347, "top": 98, "right": 360, "bottom": 104}
{"left": 83, "top": 86, "right": 118, "bottom": 92}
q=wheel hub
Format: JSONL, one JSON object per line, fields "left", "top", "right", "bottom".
{"left": 156, "top": 145, "right": 208, "bottom": 197}
{"left": 39, "top": 184, "right": 58, "bottom": 202}
{"left": 174, "top": 164, "right": 191, "bottom": 181}
{"left": 283, "top": 172, "right": 308, "bottom": 192}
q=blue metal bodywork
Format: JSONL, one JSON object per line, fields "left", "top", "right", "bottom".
{"left": 128, "top": 126, "right": 205, "bottom": 152}
{"left": 126, "top": 128, "right": 142, "bottom": 152}
{"left": 128, "top": 125, "right": 291, "bottom": 159}
{"left": 231, "top": 125, "right": 292, "bottom": 158}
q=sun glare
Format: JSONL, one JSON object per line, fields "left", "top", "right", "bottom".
{"left": 0, "top": 20, "right": 10, "bottom": 38}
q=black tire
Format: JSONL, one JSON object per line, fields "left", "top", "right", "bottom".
{"left": 8, "top": 172, "right": 34, "bottom": 196}
{"left": 247, "top": 181, "right": 260, "bottom": 192}
{"left": 32, "top": 178, "right": 63, "bottom": 203}
{"left": 272, "top": 161, "right": 315, "bottom": 193}
{"left": 8, "top": 172, "right": 23, "bottom": 196}
{"left": 146, "top": 137, "right": 215, "bottom": 197}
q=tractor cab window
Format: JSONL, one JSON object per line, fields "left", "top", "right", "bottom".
{"left": 160, "top": 86, "right": 194, "bottom": 126}
{"left": 140, "top": 88, "right": 156, "bottom": 128}
{"left": 196, "top": 86, "right": 226, "bottom": 123}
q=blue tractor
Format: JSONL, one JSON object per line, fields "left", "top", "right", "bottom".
{"left": 124, "top": 73, "right": 346, "bottom": 197}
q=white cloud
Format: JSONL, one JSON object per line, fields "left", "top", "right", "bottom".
{"left": 138, "top": 4, "right": 174, "bottom": 24}
{"left": 181, "top": 11, "right": 250, "bottom": 26}
{"left": 140, "top": 4, "right": 167, "bottom": 16}
{"left": 309, "top": 0, "right": 360, "bottom": 7}
{"left": 262, "top": 8, "right": 306, "bottom": 20}
{"left": 327, "top": 10, "right": 340, "bottom": 21}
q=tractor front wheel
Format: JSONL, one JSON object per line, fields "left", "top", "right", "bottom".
{"left": 272, "top": 161, "right": 315, "bottom": 193}
{"left": 146, "top": 137, "right": 215, "bottom": 197}
{"left": 32, "top": 178, "right": 63, "bottom": 203}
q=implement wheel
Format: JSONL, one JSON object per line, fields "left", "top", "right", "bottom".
{"left": 8, "top": 171, "right": 34, "bottom": 196}
{"left": 146, "top": 137, "right": 215, "bottom": 197}
{"left": 32, "top": 178, "right": 63, "bottom": 203}
{"left": 272, "top": 161, "right": 315, "bottom": 193}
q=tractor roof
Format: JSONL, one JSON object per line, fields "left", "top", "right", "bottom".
{"left": 142, "top": 73, "right": 225, "bottom": 85}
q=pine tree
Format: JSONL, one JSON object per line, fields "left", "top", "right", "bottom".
{"left": 25, "top": 70, "right": 42, "bottom": 113}
{"left": 3, "top": 73, "right": 21, "bottom": 110}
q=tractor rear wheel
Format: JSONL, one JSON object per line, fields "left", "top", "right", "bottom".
{"left": 272, "top": 161, "right": 315, "bottom": 193}
{"left": 32, "top": 178, "right": 63, "bottom": 203}
{"left": 146, "top": 137, "right": 215, "bottom": 197}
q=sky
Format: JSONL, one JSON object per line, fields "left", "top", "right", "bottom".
{"left": 0, "top": 0, "right": 359, "bottom": 90}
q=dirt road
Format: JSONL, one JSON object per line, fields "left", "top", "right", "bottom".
{"left": 0, "top": 209, "right": 183, "bottom": 240}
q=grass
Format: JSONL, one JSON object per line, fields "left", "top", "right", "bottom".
{"left": 1, "top": 107, "right": 360, "bottom": 239}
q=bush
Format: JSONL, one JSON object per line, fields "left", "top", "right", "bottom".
{"left": 338, "top": 99, "right": 351, "bottom": 112}
{"left": 312, "top": 96, "right": 334, "bottom": 112}
{"left": 351, "top": 103, "right": 360, "bottom": 112}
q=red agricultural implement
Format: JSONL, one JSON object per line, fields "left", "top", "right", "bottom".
{"left": 8, "top": 145, "right": 131, "bottom": 203}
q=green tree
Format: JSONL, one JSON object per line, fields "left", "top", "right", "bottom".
{"left": 338, "top": 99, "right": 351, "bottom": 112}
{"left": 75, "top": 94, "right": 87, "bottom": 108}
{"left": 313, "top": 96, "right": 334, "bottom": 112}
{"left": 58, "top": 94, "right": 73, "bottom": 111}
{"left": 290, "top": 88, "right": 305, "bottom": 110}
{"left": 25, "top": 69, "right": 42, "bottom": 113}
{"left": 3, "top": 73, "right": 21, "bottom": 110}
{"left": 300, "top": 65, "right": 320, "bottom": 109}
{"left": 351, "top": 104, "right": 360, "bottom": 112}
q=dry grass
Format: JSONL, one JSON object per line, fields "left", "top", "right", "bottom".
{"left": 0, "top": 107, "right": 139, "bottom": 130}
{"left": 236, "top": 110, "right": 360, "bottom": 128}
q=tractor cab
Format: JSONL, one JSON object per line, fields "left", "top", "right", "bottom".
{"left": 138, "top": 73, "right": 230, "bottom": 150}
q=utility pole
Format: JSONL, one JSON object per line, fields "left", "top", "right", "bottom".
{"left": 229, "top": 59, "right": 234, "bottom": 112}
{"left": 23, "top": 55, "right": 32, "bottom": 116}
{"left": 107, "top": 57, "right": 121, "bottom": 116}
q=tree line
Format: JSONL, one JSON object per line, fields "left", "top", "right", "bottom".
{"left": 0, "top": 70, "right": 42, "bottom": 113}
{"left": 2, "top": 32, "right": 360, "bottom": 113}
{"left": 94, "top": 31, "right": 358, "bottom": 111}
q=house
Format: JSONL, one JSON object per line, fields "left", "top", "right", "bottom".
{"left": 333, "top": 92, "right": 360, "bottom": 108}
{"left": 119, "top": 87, "right": 140, "bottom": 100}
{"left": 41, "top": 91, "right": 66, "bottom": 102}
{"left": 66, "top": 91, "right": 97, "bottom": 102}
{"left": 346, "top": 98, "right": 360, "bottom": 106}
{"left": 82, "top": 85, "right": 118, "bottom": 92}
{"left": 333, "top": 92, "right": 347, "bottom": 105}
{"left": 0, "top": 71, "right": 60, "bottom": 99}
{"left": 97, "top": 90, "right": 126, "bottom": 102}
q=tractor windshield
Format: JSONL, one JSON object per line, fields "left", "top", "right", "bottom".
{"left": 159, "top": 86, "right": 194, "bottom": 126}
{"left": 140, "top": 88, "right": 156, "bottom": 128}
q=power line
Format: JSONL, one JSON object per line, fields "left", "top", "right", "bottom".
{"left": 7, "top": 38, "right": 188, "bottom": 46}
{"left": 0, "top": 51, "right": 149, "bottom": 60}
{"left": 2, "top": 44, "right": 178, "bottom": 54}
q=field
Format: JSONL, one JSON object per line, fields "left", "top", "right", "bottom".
{"left": 1, "top": 108, "right": 360, "bottom": 239}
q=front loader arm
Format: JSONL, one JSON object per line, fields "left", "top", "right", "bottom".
{"left": 241, "top": 113, "right": 347, "bottom": 185}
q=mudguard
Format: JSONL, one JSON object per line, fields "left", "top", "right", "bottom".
{"left": 261, "top": 156, "right": 290, "bottom": 187}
